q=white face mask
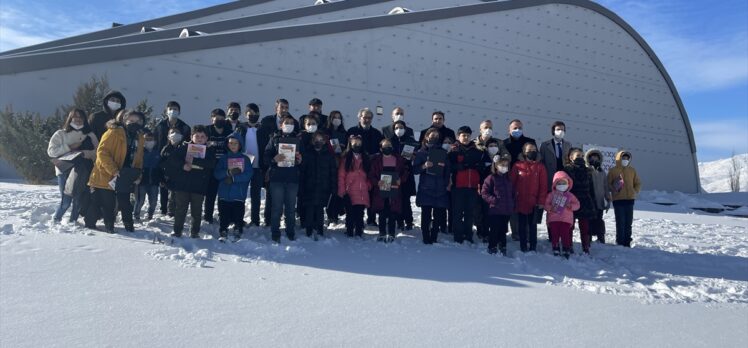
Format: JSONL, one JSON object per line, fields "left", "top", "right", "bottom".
{"left": 481, "top": 128, "right": 493, "bottom": 138}
{"left": 487, "top": 146, "right": 499, "bottom": 156}
{"left": 554, "top": 130, "right": 565, "bottom": 140}
{"left": 622, "top": 159, "right": 630, "bottom": 167}
{"left": 442, "top": 144, "right": 451, "bottom": 151}
{"left": 167, "top": 109, "right": 179, "bottom": 120}
{"left": 70, "top": 123, "right": 84, "bottom": 130}
{"left": 556, "top": 184, "right": 569, "bottom": 192}
{"left": 498, "top": 166, "right": 509, "bottom": 174}
{"left": 145, "top": 140, "right": 156, "bottom": 150}
{"left": 282, "top": 124, "right": 295, "bottom": 134}
{"left": 107, "top": 101, "right": 121, "bottom": 111}
{"left": 306, "top": 125, "right": 318, "bottom": 133}
{"left": 168, "top": 133, "right": 183, "bottom": 144}
{"left": 393, "top": 114, "right": 404, "bottom": 122}
{"left": 332, "top": 119, "right": 342, "bottom": 127}
{"left": 395, "top": 128, "right": 405, "bottom": 137}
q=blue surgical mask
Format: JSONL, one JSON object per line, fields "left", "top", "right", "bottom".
{"left": 511, "top": 129, "right": 523, "bottom": 138}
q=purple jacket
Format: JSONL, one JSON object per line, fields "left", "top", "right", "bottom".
{"left": 481, "top": 173, "right": 515, "bottom": 216}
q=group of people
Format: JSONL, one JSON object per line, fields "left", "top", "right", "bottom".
{"left": 48, "top": 90, "right": 642, "bottom": 256}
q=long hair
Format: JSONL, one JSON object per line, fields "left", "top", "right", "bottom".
{"left": 326, "top": 110, "right": 345, "bottom": 132}
{"left": 342, "top": 136, "right": 370, "bottom": 172}
{"left": 421, "top": 127, "right": 440, "bottom": 147}
{"left": 62, "top": 108, "right": 91, "bottom": 133}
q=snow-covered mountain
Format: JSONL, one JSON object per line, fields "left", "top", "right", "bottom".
{"left": 699, "top": 153, "right": 748, "bottom": 193}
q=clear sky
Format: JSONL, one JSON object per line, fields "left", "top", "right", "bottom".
{"left": 0, "top": 0, "right": 746, "bottom": 161}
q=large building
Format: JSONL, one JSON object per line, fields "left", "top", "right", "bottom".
{"left": 0, "top": 0, "right": 700, "bottom": 192}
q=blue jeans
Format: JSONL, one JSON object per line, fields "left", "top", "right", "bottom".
{"left": 134, "top": 184, "right": 159, "bottom": 219}
{"left": 54, "top": 172, "right": 79, "bottom": 222}
{"left": 269, "top": 182, "right": 298, "bottom": 238}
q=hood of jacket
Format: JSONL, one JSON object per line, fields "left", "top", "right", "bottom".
{"left": 614, "top": 150, "right": 632, "bottom": 167}
{"left": 102, "top": 90, "right": 126, "bottom": 114}
{"left": 226, "top": 132, "right": 244, "bottom": 153}
{"left": 584, "top": 148, "right": 604, "bottom": 165}
{"left": 552, "top": 170, "right": 574, "bottom": 191}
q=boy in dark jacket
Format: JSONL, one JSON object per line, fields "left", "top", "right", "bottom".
{"left": 214, "top": 133, "right": 253, "bottom": 242}
{"left": 564, "top": 148, "right": 596, "bottom": 254}
{"left": 264, "top": 116, "right": 303, "bottom": 243}
{"left": 300, "top": 131, "right": 337, "bottom": 240}
{"left": 165, "top": 125, "right": 217, "bottom": 238}
{"left": 480, "top": 156, "right": 514, "bottom": 255}
{"left": 204, "top": 108, "right": 234, "bottom": 224}
{"left": 413, "top": 128, "right": 451, "bottom": 244}
{"left": 159, "top": 127, "right": 184, "bottom": 217}
{"left": 134, "top": 130, "right": 161, "bottom": 222}
{"left": 449, "top": 126, "right": 483, "bottom": 244}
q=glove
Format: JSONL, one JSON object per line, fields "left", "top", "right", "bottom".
{"left": 229, "top": 168, "right": 242, "bottom": 175}
{"left": 223, "top": 175, "right": 234, "bottom": 185}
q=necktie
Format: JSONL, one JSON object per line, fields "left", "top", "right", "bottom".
{"left": 556, "top": 142, "right": 562, "bottom": 159}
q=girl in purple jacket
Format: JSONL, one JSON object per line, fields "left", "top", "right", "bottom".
{"left": 480, "top": 156, "right": 514, "bottom": 255}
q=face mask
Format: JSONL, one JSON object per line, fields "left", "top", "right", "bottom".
{"left": 381, "top": 147, "right": 393, "bottom": 155}
{"left": 556, "top": 184, "right": 569, "bottom": 192}
{"left": 306, "top": 125, "right": 318, "bottom": 133}
{"left": 589, "top": 159, "right": 601, "bottom": 167}
{"left": 554, "top": 130, "right": 565, "bottom": 140}
{"left": 498, "top": 166, "right": 509, "bottom": 174}
{"left": 442, "top": 144, "right": 451, "bottom": 151}
{"left": 145, "top": 140, "right": 156, "bottom": 150}
{"left": 70, "top": 123, "right": 84, "bottom": 130}
{"left": 107, "top": 101, "right": 121, "bottom": 111}
{"left": 247, "top": 114, "right": 259, "bottom": 124}
{"left": 314, "top": 140, "right": 325, "bottom": 149}
{"left": 214, "top": 119, "right": 226, "bottom": 129}
{"left": 125, "top": 123, "right": 141, "bottom": 134}
{"left": 228, "top": 112, "right": 240, "bottom": 121}
{"left": 168, "top": 133, "right": 183, "bottom": 144}
{"left": 525, "top": 151, "right": 538, "bottom": 161}
{"left": 482, "top": 128, "right": 493, "bottom": 138}
{"left": 622, "top": 159, "right": 630, "bottom": 167}
{"left": 511, "top": 129, "right": 523, "bottom": 138}
{"left": 167, "top": 109, "right": 179, "bottom": 120}
{"left": 351, "top": 144, "right": 362, "bottom": 153}
{"left": 487, "top": 146, "right": 499, "bottom": 156}
{"left": 393, "top": 115, "right": 404, "bottom": 122}
{"left": 394, "top": 129, "right": 405, "bottom": 137}
{"left": 282, "top": 124, "right": 294, "bottom": 134}
{"left": 332, "top": 119, "right": 342, "bottom": 127}
{"left": 573, "top": 157, "right": 585, "bottom": 165}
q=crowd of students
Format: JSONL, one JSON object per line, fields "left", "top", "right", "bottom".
{"left": 48, "top": 91, "right": 642, "bottom": 255}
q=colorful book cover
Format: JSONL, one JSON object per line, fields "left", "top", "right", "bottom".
{"left": 186, "top": 143, "right": 206, "bottom": 159}
{"left": 228, "top": 158, "right": 244, "bottom": 172}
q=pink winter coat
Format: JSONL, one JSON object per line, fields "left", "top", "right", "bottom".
{"left": 544, "top": 171, "right": 581, "bottom": 224}
{"left": 338, "top": 154, "right": 371, "bottom": 207}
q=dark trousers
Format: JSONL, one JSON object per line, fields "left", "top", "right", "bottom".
{"left": 378, "top": 200, "right": 397, "bottom": 237}
{"left": 85, "top": 188, "right": 116, "bottom": 230}
{"left": 134, "top": 184, "right": 159, "bottom": 219}
{"left": 572, "top": 218, "right": 591, "bottom": 253}
{"left": 474, "top": 199, "right": 488, "bottom": 239}
{"left": 249, "top": 167, "right": 263, "bottom": 224}
{"left": 326, "top": 194, "right": 344, "bottom": 222}
{"left": 589, "top": 210, "right": 606, "bottom": 243}
{"left": 421, "top": 206, "right": 446, "bottom": 243}
{"left": 366, "top": 207, "right": 377, "bottom": 225}
{"left": 487, "top": 214, "right": 510, "bottom": 251}
{"left": 451, "top": 188, "right": 476, "bottom": 243}
{"left": 613, "top": 200, "right": 635, "bottom": 247}
{"left": 305, "top": 204, "right": 325, "bottom": 234}
{"left": 174, "top": 191, "right": 204, "bottom": 236}
{"left": 517, "top": 212, "right": 537, "bottom": 252}
{"left": 203, "top": 177, "right": 220, "bottom": 221}
{"left": 263, "top": 176, "right": 272, "bottom": 225}
{"left": 346, "top": 202, "right": 365, "bottom": 236}
{"left": 397, "top": 193, "right": 414, "bottom": 227}
{"left": 159, "top": 185, "right": 170, "bottom": 214}
{"left": 446, "top": 192, "right": 453, "bottom": 234}
{"left": 509, "top": 213, "right": 519, "bottom": 239}
{"left": 269, "top": 182, "right": 298, "bottom": 239}
{"left": 218, "top": 199, "right": 245, "bottom": 236}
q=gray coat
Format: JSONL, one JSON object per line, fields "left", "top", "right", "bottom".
{"left": 539, "top": 138, "right": 572, "bottom": 192}
{"left": 585, "top": 148, "right": 610, "bottom": 211}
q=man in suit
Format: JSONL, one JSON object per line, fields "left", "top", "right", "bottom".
{"left": 539, "top": 121, "right": 573, "bottom": 192}
{"left": 381, "top": 107, "right": 414, "bottom": 141}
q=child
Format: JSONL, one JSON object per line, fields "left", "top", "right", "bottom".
{"left": 264, "top": 116, "right": 303, "bottom": 243}
{"left": 607, "top": 150, "right": 642, "bottom": 247}
{"left": 134, "top": 129, "right": 161, "bottom": 222}
{"left": 214, "top": 133, "right": 253, "bottom": 242}
{"left": 509, "top": 142, "right": 548, "bottom": 252}
{"left": 337, "top": 135, "right": 371, "bottom": 238}
{"left": 480, "top": 156, "right": 514, "bottom": 255}
{"left": 544, "top": 171, "right": 580, "bottom": 259}
{"left": 564, "top": 147, "right": 596, "bottom": 254}
{"left": 159, "top": 127, "right": 183, "bottom": 217}
{"left": 369, "top": 138, "right": 408, "bottom": 242}
{"left": 165, "top": 125, "right": 217, "bottom": 238}
{"left": 413, "top": 128, "right": 450, "bottom": 244}
{"left": 300, "top": 131, "right": 337, "bottom": 240}
{"left": 585, "top": 149, "right": 611, "bottom": 243}
{"left": 448, "top": 126, "right": 483, "bottom": 244}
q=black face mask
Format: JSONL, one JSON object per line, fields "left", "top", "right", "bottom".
{"left": 525, "top": 151, "right": 538, "bottom": 161}
{"left": 351, "top": 145, "right": 362, "bottom": 153}
{"left": 247, "top": 114, "right": 260, "bottom": 124}
{"left": 126, "top": 123, "right": 141, "bottom": 134}
{"left": 314, "top": 140, "right": 325, "bottom": 149}
{"left": 573, "top": 157, "right": 586, "bottom": 166}
{"left": 381, "top": 147, "right": 393, "bottom": 155}
{"left": 589, "top": 159, "right": 601, "bottom": 168}
{"left": 214, "top": 120, "right": 226, "bottom": 129}
{"left": 228, "top": 112, "right": 239, "bottom": 121}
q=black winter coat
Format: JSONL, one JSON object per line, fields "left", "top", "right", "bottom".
{"left": 164, "top": 142, "right": 217, "bottom": 194}
{"left": 300, "top": 147, "right": 337, "bottom": 205}
{"left": 264, "top": 131, "right": 303, "bottom": 183}
{"left": 564, "top": 162, "right": 596, "bottom": 219}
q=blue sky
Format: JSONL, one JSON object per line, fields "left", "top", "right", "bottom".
{"left": 0, "top": 0, "right": 746, "bottom": 161}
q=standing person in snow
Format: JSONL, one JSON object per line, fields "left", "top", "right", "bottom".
{"left": 299, "top": 131, "right": 337, "bottom": 239}
{"left": 539, "top": 121, "right": 572, "bottom": 241}
{"left": 480, "top": 155, "right": 514, "bottom": 255}
{"left": 413, "top": 128, "right": 451, "bottom": 244}
{"left": 153, "top": 101, "right": 191, "bottom": 216}
{"left": 297, "top": 113, "right": 321, "bottom": 227}
{"left": 417, "top": 111, "right": 456, "bottom": 145}
{"left": 89, "top": 91, "right": 125, "bottom": 141}
{"left": 264, "top": 116, "right": 303, "bottom": 243}
{"left": 585, "top": 149, "right": 611, "bottom": 243}
{"left": 503, "top": 119, "right": 536, "bottom": 241}
{"left": 544, "top": 171, "right": 581, "bottom": 259}
{"left": 133, "top": 129, "right": 161, "bottom": 222}
{"left": 159, "top": 127, "right": 184, "bottom": 217}
{"left": 203, "top": 108, "right": 234, "bottom": 224}
{"left": 607, "top": 150, "right": 642, "bottom": 247}
{"left": 48, "top": 108, "right": 98, "bottom": 223}
{"left": 389, "top": 120, "right": 418, "bottom": 231}
{"left": 232, "top": 103, "right": 263, "bottom": 227}
{"left": 324, "top": 110, "right": 348, "bottom": 225}
{"left": 474, "top": 133, "right": 508, "bottom": 243}
{"left": 338, "top": 135, "right": 371, "bottom": 238}
{"left": 346, "top": 108, "right": 383, "bottom": 227}
{"left": 448, "top": 126, "right": 483, "bottom": 244}
{"left": 564, "top": 148, "right": 596, "bottom": 254}
{"left": 85, "top": 110, "right": 145, "bottom": 233}
{"left": 214, "top": 133, "right": 253, "bottom": 242}
{"left": 164, "top": 125, "right": 217, "bottom": 238}
{"left": 509, "top": 142, "right": 548, "bottom": 252}
{"left": 369, "top": 138, "right": 408, "bottom": 242}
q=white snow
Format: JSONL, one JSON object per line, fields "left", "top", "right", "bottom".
{"left": 1, "top": 182, "right": 747, "bottom": 347}
{"left": 699, "top": 153, "right": 748, "bottom": 193}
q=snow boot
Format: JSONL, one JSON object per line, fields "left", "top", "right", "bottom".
{"left": 552, "top": 247, "right": 561, "bottom": 257}
{"left": 488, "top": 247, "right": 498, "bottom": 255}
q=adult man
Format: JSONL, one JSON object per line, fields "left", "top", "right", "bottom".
{"left": 299, "top": 98, "right": 328, "bottom": 128}
{"left": 203, "top": 108, "right": 234, "bottom": 223}
{"left": 418, "top": 111, "right": 455, "bottom": 145}
{"left": 153, "top": 101, "right": 191, "bottom": 216}
{"left": 539, "top": 121, "right": 572, "bottom": 191}
{"left": 233, "top": 103, "right": 263, "bottom": 226}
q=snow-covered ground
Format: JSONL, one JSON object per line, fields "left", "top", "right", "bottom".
{"left": 699, "top": 153, "right": 748, "bottom": 193}
{"left": 1, "top": 182, "right": 747, "bottom": 347}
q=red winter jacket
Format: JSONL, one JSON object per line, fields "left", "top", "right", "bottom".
{"left": 510, "top": 159, "right": 548, "bottom": 214}
{"left": 338, "top": 154, "right": 371, "bottom": 207}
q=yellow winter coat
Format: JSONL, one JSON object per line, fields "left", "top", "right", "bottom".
{"left": 607, "top": 150, "right": 642, "bottom": 201}
{"left": 88, "top": 121, "right": 144, "bottom": 190}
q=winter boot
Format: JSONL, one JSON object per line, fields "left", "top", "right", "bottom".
{"left": 488, "top": 246, "right": 498, "bottom": 255}
{"left": 552, "top": 247, "right": 561, "bottom": 257}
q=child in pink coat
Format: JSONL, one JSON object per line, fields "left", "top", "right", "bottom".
{"left": 544, "top": 171, "right": 581, "bottom": 259}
